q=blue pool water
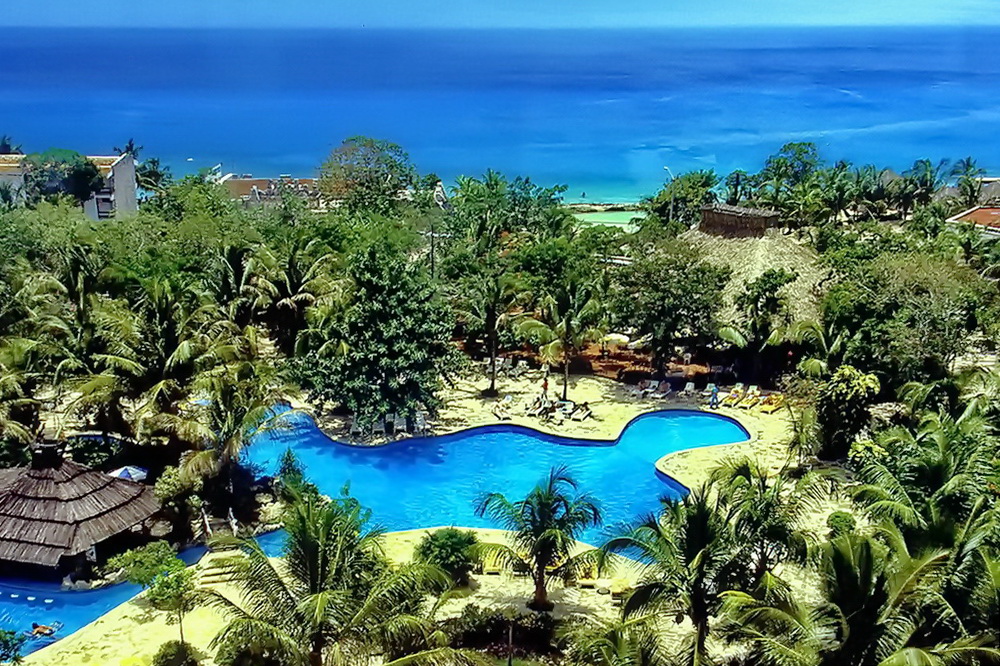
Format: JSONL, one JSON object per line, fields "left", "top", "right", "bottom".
{"left": 0, "top": 547, "right": 205, "bottom": 655}
{"left": 0, "top": 409, "right": 747, "bottom": 654}
{"left": 247, "top": 409, "right": 751, "bottom": 551}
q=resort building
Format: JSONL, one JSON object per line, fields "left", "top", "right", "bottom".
{"left": 946, "top": 205, "right": 1000, "bottom": 236}
{"left": 0, "top": 153, "right": 138, "bottom": 220}
{"left": 219, "top": 173, "right": 323, "bottom": 208}
{"left": 0, "top": 443, "right": 160, "bottom": 577}
{"left": 699, "top": 203, "right": 781, "bottom": 237}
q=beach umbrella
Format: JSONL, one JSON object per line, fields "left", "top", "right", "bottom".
{"left": 108, "top": 466, "right": 148, "bottom": 482}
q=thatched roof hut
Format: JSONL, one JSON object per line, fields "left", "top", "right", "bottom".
{"left": 699, "top": 204, "right": 780, "bottom": 237}
{"left": 0, "top": 444, "right": 159, "bottom": 569}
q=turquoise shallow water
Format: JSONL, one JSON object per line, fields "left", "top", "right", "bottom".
{"left": 1, "top": 409, "right": 748, "bottom": 654}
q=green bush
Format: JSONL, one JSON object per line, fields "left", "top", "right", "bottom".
{"left": 105, "top": 541, "right": 182, "bottom": 588}
{"left": 414, "top": 527, "right": 478, "bottom": 586}
{"left": 152, "top": 640, "right": 198, "bottom": 666}
{"left": 444, "top": 604, "right": 557, "bottom": 657}
{"left": 827, "top": 511, "right": 857, "bottom": 538}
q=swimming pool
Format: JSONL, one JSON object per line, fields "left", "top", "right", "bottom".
{"left": 4, "top": 408, "right": 748, "bottom": 655}
{"left": 249, "top": 408, "right": 751, "bottom": 550}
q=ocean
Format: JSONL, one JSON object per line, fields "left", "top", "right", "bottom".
{"left": 1, "top": 26, "right": 998, "bottom": 202}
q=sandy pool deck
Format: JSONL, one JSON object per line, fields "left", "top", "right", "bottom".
{"left": 26, "top": 373, "right": 795, "bottom": 665}
{"left": 23, "top": 528, "right": 640, "bottom": 666}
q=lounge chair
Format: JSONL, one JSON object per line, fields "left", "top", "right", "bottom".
{"left": 510, "top": 360, "right": 528, "bottom": 379}
{"left": 628, "top": 380, "right": 651, "bottom": 399}
{"left": 570, "top": 405, "right": 592, "bottom": 421}
{"left": 498, "top": 357, "right": 513, "bottom": 376}
{"left": 349, "top": 417, "right": 363, "bottom": 438}
{"left": 701, "top": 382, "right": 717, "bottom": 396}
{"left": 394, "top": 413, "right": 408, "bottom": 433}
{"left": 413, "top": 411, "right": 429, "bottom": 434}
{"left": 372, "top": 417, "right": 387, "bottom": 436}
{"left": 736, "top": 385, "right": 761, "bottom": 409}
{"left": 492, "top": 398, "right": 512, "bottom": 421}
{"left": 759, "top": 393, "right": 786, "bottom": 414}
{"left": 527, "top": 398, "right": 551, "bottom": 417}
{"left": 556, "top": 400, "right": 575, "bottom": 414}
{"left": 678, "top": 381, "right": 696, "bottom": 397}
{"left": 720, "top": 383, "right": 745, "bottom": 407}
{"left": 650, "top": 381, "right": 673, "bottom": 399}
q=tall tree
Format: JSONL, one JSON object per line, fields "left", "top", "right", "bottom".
{"left": 610, "top": 247, "right": 729, "bottom": 378}
{"left": 519, "top": 275, "right": 603, "bottom": 402}
{"left": 293, "top": 234, "right": 455, "bottom": 427}
{"left": 476, "top": 466, "right": 602, "bottom": 611}
{"left": 319, "top": 136, "right": 416, "bottom": 214}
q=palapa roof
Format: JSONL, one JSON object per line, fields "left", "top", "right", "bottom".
{"left": 701, "top": 203, "right": 781, "bottom": 219}
{"left": 0, "top": 446, "right": 159, "bottom": 567}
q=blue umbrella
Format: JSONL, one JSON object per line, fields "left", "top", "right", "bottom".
{"left": 108, "top": 466, "right": 148, "bottom": 482}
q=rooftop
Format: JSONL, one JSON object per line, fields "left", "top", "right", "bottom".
{"left": 947, "top": 205, "right": 1000, "bottom": 230}
{"left": 0, "top": 154, "right": 127, "bottom": 177}
{"left": 0, "top": 446, "right": 159, "bottom": 567}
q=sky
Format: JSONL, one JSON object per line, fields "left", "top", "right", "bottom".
{"left": 4, "top": 0, "right": 998, "bottom": 29}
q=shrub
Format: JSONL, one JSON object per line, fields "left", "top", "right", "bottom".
{"left": 152, "top": 640, "right": 198, "bottom": 666}
{"left": 105, "top": 541, "right": 182, "bottom": 588}
{"left": 414, "top": 527, "right": 478, "bottom": 586}
{"left": 827, "top": 511, "right": 857, "bottom": 538}
{"left": 444, "top": 604, "right": 557, "bottom": 657}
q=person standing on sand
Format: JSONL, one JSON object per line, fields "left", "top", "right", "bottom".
{"left": 709, "top": 385, "right": 720, "bottom": 409}
{"left": 542, "top": 376, "right": 549, "bottom": 398}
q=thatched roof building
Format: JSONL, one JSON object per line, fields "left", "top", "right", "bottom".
{"left": 699, "top": 204, "right": 780, "bottom": 238}
{"left": 0, "top": 444, "right": 160, "bottom": 570}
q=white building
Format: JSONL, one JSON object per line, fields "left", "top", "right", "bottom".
{"left": 0, "top": 153, "right": 138, "bottom": 219}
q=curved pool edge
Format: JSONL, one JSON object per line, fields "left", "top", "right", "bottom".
{"left": 275, "top": 405, "right": 754, "bottom": 497}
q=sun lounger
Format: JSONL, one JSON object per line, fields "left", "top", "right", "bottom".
{"left": 498, "top": 357, "right": 513, "bottom": 376}
{"left": 759, "top": 393, "right": 786, "bottom": 414}
{"left": 736, "top": 385, "right": 761, "bottom": 409}
{"left": 650, "top": 381, "right": 673, "bottom": 399}
{"left": 510, "top": 360, "right": 528, "bottom": 379}
{"left": 701, "top": 383, "right": 717, "bottom": 396}
{"left": 414, "top": 412, "right": 429, "bottom": 434}
{"left": 393, "top": 413, "right": 408, "bottom": 432}
{"left": 570, "top": 406, "right": 592, "bottom": 421}
{"left": 349, "top": 417, "right": 363, "bottom": 438}
{"left": 628, "top": 380, "right": 651, "bottom": 399}
{"left": 679, "top": 381, "right": 696, "bottom": 397}
{"left": 721, "top": 384, "right": 745, "bottom": 407}
{"left": 372, "top": 417, "right": 387, "bottom": 436}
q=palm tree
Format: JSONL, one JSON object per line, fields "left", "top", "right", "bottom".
{"left": 785, "top": 319, "right": 847, "bottom": 377}
{"left": 710, "top": 457, "right": 810, "bottom": 585}
{"left": 600, "top": 485, "right": 751, "bottom": 666}
{"left": 457, "top": 266, "right": 524, "bottom": 396}
{"left": 518, "top": 278, "right": 603, "bottom": 401}
{"left": 475, "top": 466, "right": 602, "bottom": 611}
{"left": 560, "top": 613, "right": 668, "bottom": 666}
{"left": 906, "top": 158, "right": 949, "bottom": 208}
{"left": 952, "top": 156, "right": 985, "bottom": 209}
{"left": 255, "top": 237, "right": 338, "bottom": 357}
{"left": 207, "top": 493, "right": 475, "bottom": 666}
{"left": 724, "top": 533, "right": 1000, "bottom": 666}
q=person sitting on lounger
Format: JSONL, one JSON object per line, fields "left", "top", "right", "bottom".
{"left": 31, "top": 623, "right": 54, "bottom": 637}
{"left": 570, "top": 402, "right": 592, "bottom": 421}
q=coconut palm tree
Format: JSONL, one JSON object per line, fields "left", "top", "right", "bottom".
{"left": 475, "top": 466, "right": 602, "bottom": 611}
{"left": 457, "top": 266, "right": 525, "bottom": 396}
{"left": 560, "top": 613, "right": 669, "bottom": 666}
{"left": 254, "top": 237, "right": 338, "bottom": 357}
{"left": 710, "top": 457, "right": 810, "bottom": 585}
{"left": 207, "top": 493, "right": 477, "bottom": 666}
{"left": 723, "top": 533, "right": 1000, "bottom": 666}
{"left": 600, "top": 484, "right": 751, "bottom": 666}
{"left": 785, "top": 319, "right": 848, "bottom": 378}
{"left": 951, "top": 157, "right": 985, "bottom": 209}
{"left": 518, "top": 277, "right": 603, "bottom": 401}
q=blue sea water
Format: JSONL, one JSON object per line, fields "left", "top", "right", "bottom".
{"left": 1, "top": 26, "right": 999, "bottom": 201}
{"left": 0, "top": 408, "right": 747, "bottom": 654}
